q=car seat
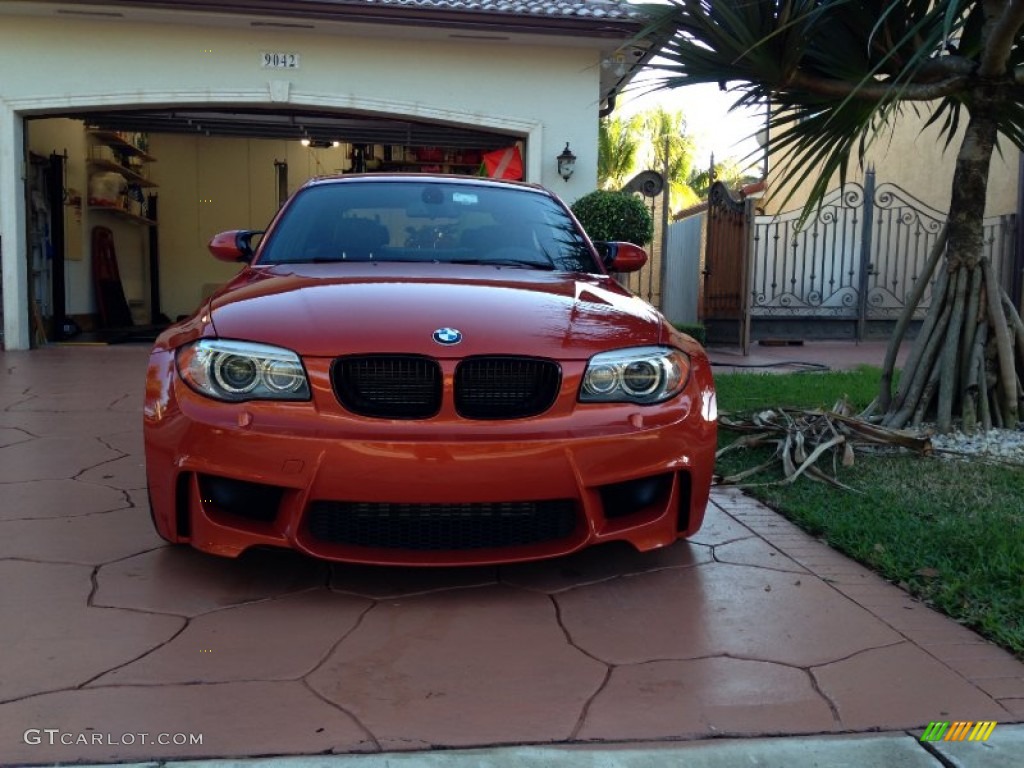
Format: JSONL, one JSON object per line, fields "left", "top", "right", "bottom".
{"left": 332, "top": 216, "right": 389, "bottom": 260}
{"left": 459, "top": 223, "right": 535, "bottom": 255}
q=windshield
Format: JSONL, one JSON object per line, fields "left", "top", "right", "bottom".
{"left": 257, "top": 180, "right": 600, "bottom": 273}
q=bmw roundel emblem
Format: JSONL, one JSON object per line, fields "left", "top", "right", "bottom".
{"left": 432, "top": 327, "right": 463, "bottom": 345}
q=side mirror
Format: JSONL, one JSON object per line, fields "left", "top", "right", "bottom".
{"left": 597, "top": 241, "right": 648, "bottom": 273}
{"left": 208, "top": 230, "right": 264, "bottom": 263}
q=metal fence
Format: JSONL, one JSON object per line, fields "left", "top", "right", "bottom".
{"left": 662, "top": 213, "right": 704, "bottom": 325}
{"left": 616, "top": 171, "right": 667, "bottom": 307}
{"left": 750, "top": 170, "right": 1018, "bottom": 322}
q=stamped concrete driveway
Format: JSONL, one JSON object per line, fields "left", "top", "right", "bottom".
{"left": 1, "top": 345, "right": 1022, "bottom": 766}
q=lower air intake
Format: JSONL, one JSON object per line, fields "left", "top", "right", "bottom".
{"left": 306, "top": 500, "right": 577, "bottom": 551}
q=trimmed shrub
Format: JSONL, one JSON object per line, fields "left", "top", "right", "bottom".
{"left": 570, "top": 190, "right": 654, "bottom": 246}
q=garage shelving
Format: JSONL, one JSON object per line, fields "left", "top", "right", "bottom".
{"left": 87, "top": 157, "right": 157, "bottom": 189}
{"left": 87, "top": 128, "right": 157, "bottom": 225}
{"left": 87, "top": 129, "right": 156, "bottom": 162}
{"left": 86, "top": 202, "right": 157, "bottom": 226}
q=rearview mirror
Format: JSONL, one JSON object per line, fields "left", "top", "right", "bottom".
{"left": 597, "top": 241, "right": 648, "bottom": 273}
{"left": 208, "top": 230, "right": 264, "bottom": 263}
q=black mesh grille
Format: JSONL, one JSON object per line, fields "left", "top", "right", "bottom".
{"left": 332, "top": 355, "right": 441, "bottom": 419}
{"left": 455, "top": 357, "right": 561, "bottom": 419}
{"left": 306, "top": 500, "right": 578, "bottom": 551}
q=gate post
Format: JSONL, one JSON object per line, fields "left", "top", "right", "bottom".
{"left": 741, "top": 196, "right": 755, "bottom": 355}
{"left": 856, "top": 168, "right": 876, "bottom": 341}
{"left": 620, "top": 170, "right": 665, "bottom": 303}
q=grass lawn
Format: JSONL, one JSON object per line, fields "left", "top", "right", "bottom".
{"left": 714, "top": 365, "right": 1024, "bottom": 657}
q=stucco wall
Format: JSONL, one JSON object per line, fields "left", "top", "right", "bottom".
{"left": 762, "top": 110, "right": 1020, "bottom": 218}
{"left": 0, "top": 15, "right": 600, "bottom": 192}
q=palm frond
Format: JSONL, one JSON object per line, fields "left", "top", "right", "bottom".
{"left": 598, "top": 114, "right": 644, "bottom": 189}
{"left": 636, "top": 0, "right": 1024, "bottom": 218}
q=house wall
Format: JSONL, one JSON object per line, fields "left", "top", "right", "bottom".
{"left": 762, "top": 110, "right": 1019, "bottom": 217}
{"left": 1, "top": 14, "right": 599, "bottom": 190}
{"left": 0, "top": 12, "right": 604, "bottom": 347}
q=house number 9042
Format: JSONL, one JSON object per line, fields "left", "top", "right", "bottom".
{"left": 261, "top": 52, "right": 300, "bottom": 69}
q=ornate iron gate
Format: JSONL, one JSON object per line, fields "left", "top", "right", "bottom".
{"left": 750, "top": 170, "right": 1018, "bottom": 331}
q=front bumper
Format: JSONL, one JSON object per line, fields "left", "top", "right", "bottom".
{"left": 144, "top": 350, "right": 717, "bottom": 566}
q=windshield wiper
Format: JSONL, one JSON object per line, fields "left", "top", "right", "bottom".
{"left": 450, "top": 258, "right": 555, "bottom": 271}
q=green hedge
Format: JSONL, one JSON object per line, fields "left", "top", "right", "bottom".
{"left": 570, "top": 190, "right": 654, "bottom": 246}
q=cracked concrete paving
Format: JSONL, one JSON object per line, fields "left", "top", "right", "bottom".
{"left": 1, "top": 345, "right": 1023, "bottom": 766}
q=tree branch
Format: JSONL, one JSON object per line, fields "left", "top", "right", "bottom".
{"left": 786, "top": 71, "right": 969, "bottom": 102}
{"left": 979, "top": 0, "right": 1024, "bottom": 77}
{"left": 919, "top": 56, "right": 977, "bottom": 80}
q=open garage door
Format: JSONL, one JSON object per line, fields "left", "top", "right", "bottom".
{"left": 74, "top": 107, "right": 522, "bottom": 179}
{"left": 76, "top": 108, "right": 518, "bottom": 156}
{"left": 26, "top": 107, "right": 525, "bottom": 344}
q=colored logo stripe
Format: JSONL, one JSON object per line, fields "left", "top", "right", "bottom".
{"left": 921, "top": 721, "right": 997, "bottom": 742}
{"left": 969, "top": 721, "right": 997, "bottom": 741}
{"left": 946, "top": 721, "right": 973, "bottom": 741}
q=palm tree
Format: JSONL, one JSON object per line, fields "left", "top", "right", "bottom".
{"left": 640, "top": 106, "right": 700, "bottom": 210}
{"left": 642, "top": 0, "right": 1024, "bottom": 432}
{"left": 598, "top": 114, "right": 644, "bottom": 190}
{"left": 598, "top": 105, "right": 753, "bottom": 211}
{"left": 686, "top": 158, "right": 760, "bottom": 200}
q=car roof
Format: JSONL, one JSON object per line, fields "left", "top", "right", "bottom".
{"left": 303, "top": 173, "right": 550, "bottom": 195}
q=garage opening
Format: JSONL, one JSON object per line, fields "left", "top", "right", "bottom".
{"left": 25, "top": 107, "right": 523, "bottom": 345}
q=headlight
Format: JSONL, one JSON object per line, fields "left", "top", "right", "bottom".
{"left": 580, "top": 346, "right": 690, "bottom": 404}
{"left": 176, "top": 339, "right": 310, "bottom": 402}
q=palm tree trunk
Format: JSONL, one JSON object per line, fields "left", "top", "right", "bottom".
{"left": 884, "top": 100, "right": 1019, "bottom": 430}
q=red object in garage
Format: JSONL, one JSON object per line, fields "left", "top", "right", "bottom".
{"left": 91, "top": 226, "right": 134, "bottom": 328}
{"left": 481, "top": 146, "right": 523, "bottom": 180}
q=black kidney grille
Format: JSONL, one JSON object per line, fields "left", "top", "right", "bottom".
{"left": 455, "top": 357, "right": 561, "bottom": 419}
{"left": 333, "top": 355, "right": 441, "bottom": 419}
{"left": 306, "top": 500, "right": 577, "bottom": 551}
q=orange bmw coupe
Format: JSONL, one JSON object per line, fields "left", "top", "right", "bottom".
{"left": 143, "top": 175, "right": 717, "bottom": 566}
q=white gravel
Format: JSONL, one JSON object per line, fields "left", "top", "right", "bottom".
{"left": 929, "top": 427, "right": 1024, "bottom": 464}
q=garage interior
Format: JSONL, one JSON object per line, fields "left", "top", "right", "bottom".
{"left": 26, "top": 109, "right": 521, "bottom": 344}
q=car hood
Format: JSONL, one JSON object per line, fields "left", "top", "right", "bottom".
{"left": 207, "top": 263, "right": 664, "bottom": 359}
